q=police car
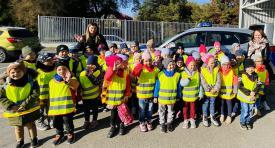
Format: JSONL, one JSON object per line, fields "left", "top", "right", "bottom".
{"left": 157, "top": 22, "right": 253, "bottom": 55}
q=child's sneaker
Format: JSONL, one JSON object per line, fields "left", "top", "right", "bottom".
{"left": 139, "top": 122, "right": 147, "bottom": 132}
{"left": 231, "top": 112, "right": 236, "bottom": 118}
{"left": 90, "top": 120, "right": 98, "bottom": 129}
{"left": 210, "top": 115, "right": 219, "bottom": 127}
{"left": 82, "top": 121, "right": 90, "bottom": 130}
{"left": 263, "top": 101, "right": 271, "bottom": 111}
{"left": 176, "top": 111, "right": 181, "bottom": 119}
{"left": 67, "top": 133, "right": 75, "bottom": 144}
{"left": 52, "top": 134, "right": 64, "bottom": 146}
{"left": 225, "top": 116, "right": 232, "bottom": 124}
{"left": 146, "top": 122, "right": 153, "bottom": 131}
{"left": 182, "top": 120, "right": 189, "bottom": 129}
{"left": 119, "top": 123, "right": 125, "bottom": 135}
{"left": 219, "top": 115, "right": 225, "bottom": 123}
{"left": 30, "top": 137, "right": 39, "bottom": 148}
{"left": 240, "top": 123, "right": 247, "bottom": 130}
{"left": 246, "top": 123, "right": 253, "bottom": 130}
{"left": 16, "top": 140, "right": 24, "bottom": 148}
{"left": 160, "top": 124, "right": 167, "bottom": 133}
{"left": 36, "top": 121, "right": 49, "bottom": 131}
{"left": 202, "top": 116, "right": 209, "bottom": 127}
{"left": 167, "top": 122, "right": 174, "bottom": 132}
{"left": 190, "top": 119, "right": 196, "bottom": 129}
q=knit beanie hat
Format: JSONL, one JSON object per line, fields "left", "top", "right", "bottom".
{"left": 232, "top": 43, "right": 240, "bottom": 49}
{"left": 244, "top": 59, "right": 255, "bottom": 69}
{"left": 37, "top": 52, "right": 55, "bottom": 63}
{"left": 55, "top": 60, "right": 69, "bottom": 69}
{"left": 192, "top": 51, "right": 200, "bottom": 60}
{"left": 98, "top": 44, "right": 107, "bottom": 51}
{"left": 214, "top": 41, "right": 221, "bottom": 47}
{"left": 235, "top": 49, "right": 244, "bottom": 57}
{"left": 120, "top": 43, "right": 128, "bottom": 49}
{"left": 6, "top": 61, "right": 26, "bottom": 75}
{"left": 201, "top": 53, "right": 214, "bottom": 64}
{"left": 110, "top": 43, "right": 118, "bottom": 48}
{"left": 56, "top": 45, "right": 69, "bottom": 54}
{"left": 69, "top": 44, "right": 79, "bottom": 53}
{"left": 199, "top": 44, "right": 207, "bottom": 53}
{"left": 130, "top": 41, "right": 139, "bottom": 47}
{"left": 154, "top": 50, "right": 161, "bottom": 57}
{"left": 146, "top": 39, "right": 154, "bottom": 48}
{"left": 162, "top": 58, "right": 174, "bottom": 69}
{"left": 161, "top": 48, "right": 171, "bottom": 57}
{"left": 87, "top": 55, "right": 98, "bottom": 66}
{"left": 186, "top": 56, "right": 195, "bottom": 66}
{"left": 117, "top": 54, "right": 129, "bottom": 61}
{"left": 176, "top": 57, "right": 183, "bottom": 62}
{"left": 105, "top": 51, "right": 113, "bottom": 57}
{"left": 21, "top": 46, "right": 33, "bottom": 58}
{"left": 220, "top": 55, "right": 230, "bottom": 65}
{"left": 105, "top": 55, "right": 122, "bottom": 67}
{"left": 142, "top": 51, "right": 152, "bottom": 60}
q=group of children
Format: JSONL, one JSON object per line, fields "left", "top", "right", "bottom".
{"left": 0, "top": 39, "right": 271, "bottom": 148}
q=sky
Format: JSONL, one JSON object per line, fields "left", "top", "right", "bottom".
{"left": 119, "top": 0, "right": 211, "bottom": 17}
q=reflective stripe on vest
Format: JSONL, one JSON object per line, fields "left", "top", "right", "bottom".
{"left": 136, "top": 67, "right": 158, "bottom": 99}
{"left": 3, "top": 82, "right": 40, "bottom": 118}
{"left": 255, "top": 69, "right": 267, "bottom": 95}
{"left": 158, "top": 71, "right": 180, "bottom": 105}
{"left": 237, "top": 74, "right": 257, "bottom": 104}
{"left": 181, "top": 71, "right": 199, "bottom": 102}
{"left": 219, "top": 70, "right": 235, "bottom": 100}
{"left": 107, "top": 72, "right": 126, "bottom": 106}
{"left": 48, "top": 79, "right": 75, "bottom": 116}
{"left": 37, "top": 69, "right": 56, "bottom": 100}
{"left": 201, "top": 67, "right": 219, "bottom": 97}
{"left": 79, "top": 70, "right": 100, "bottom": 100}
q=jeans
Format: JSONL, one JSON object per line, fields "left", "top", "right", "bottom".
{"left": 138, "top": 99, "right": 154, "bottom": 123}
{"left": 232, "top": 99, "right": 240, "bottom": 114}
{"left": 202, "top": 97, "right": 216, "bottom": 117}
{"left": 240, "top": 102, "right": 253, "bottom": 125}
{"left": 220, "top": 99, "right": 232, "bottom": 116}
{"left": 53, "top": 113, "right": 74, "bottom": 135}
{"left": 82, "top": 99, "right": 99, "bottom": 122}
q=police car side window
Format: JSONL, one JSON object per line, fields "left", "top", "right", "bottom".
{"left": 206, "top": 32, "right": 222, "bottom": 46}
{"left": 237, "top": 33, "right": 251, "bottom": 44}
{"left": 173, "top": 32, "right": 203, "bottom": 48}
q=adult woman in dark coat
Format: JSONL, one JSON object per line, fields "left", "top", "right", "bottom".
{"left": 75, "top": 23, "right": 108, "bottom": 55}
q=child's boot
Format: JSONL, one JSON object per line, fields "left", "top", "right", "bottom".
{"left": 139, "top": 122, "right": 147, "bottom": 132}
{"left": 160, "top": 124, "right": 167, "bottom": 133}
{"left": 107, "top": 126, "right": 116, "bottom": 138}
{"left": 30, "top": 137, "right": 39, "bottom": 148}
{"left": 16, "top": 140, "right": 24, "bottom": 148}
{"left": 146, "top": 121, "right": 153, "bottom": 131}
{"left": 190, "top": 119, "right": 196, "bottom": 129}
{"left": 167, "top": 122, "right": 174, "bottom": 132}
{"left": 67, "top": 133, "right": 75, "bottom": 144}
{"left": 210, "top": 115, "right": 219, "bottom": 126}
{"left": 119, "top": 123, "right": 125, "bottom": 135}
{"left": 219, "top": 115, "right": 225, "bottom": 123}
{"left": 263, "top": 101, "right": 271, "bottom": 111}
{"left": 52, "top": 134, "right": 64, "bottom": 146}
{"left": 182, "top": 120, "right": 189, "bottom": 129}
{"left": 225, "top": 116, "right": 232, "bottom": 124}
{"left": 202, "top": 116, "right": 209, "bottom": 127}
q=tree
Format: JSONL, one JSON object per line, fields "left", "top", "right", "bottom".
{"left": 0, "top": 0, "right": 13, "bottom": 25}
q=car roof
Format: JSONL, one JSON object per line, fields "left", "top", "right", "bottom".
{"left": 0, "top": 26, "right": 26, "bottom": 30}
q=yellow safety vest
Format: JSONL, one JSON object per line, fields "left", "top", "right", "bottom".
{"left": 201, "top": 67, "right": 220, "bottom": 97}
{"left": 36, "top": 69, "right": 56, "bottom": 100}
{"left": 107, "top": 72, "right": 127, "bottom": 106}
{"left": 3, "top": 82, "right": 40, "bottom": 118}
{"left": 158, "top": 71, "right": 180, "bottom": 105}
{"left": 69, "top": 58, "right": 83, "bottom": 76}
{"left": 219, "top": 70, "right": 236, "bottom": 100}
{"left": 98, "top": 56, "right": 105, "bottom": 67}
{"left": 237, "top": 74, "right": 258, "bottom": 104}
{"left": 255, "top": 69, "right": 267, "bottom": 95}
{"left": 80, "top": 55, "right": 88, "bottom": 68}
{"left": 233, "top": 63, "right": 244, "bottom": 76}
{"left": 182, "top": 71, "right": 200, "bottom": 102}
{"left": 79, "top": 70, "right": 100, "bottom": 100}
{"left": 136, "top": 67, "right": 159, "bottom": 99}
{"left": 48, "top": 78, "right": 75, "bottom": 116}
{"left": 23, "top": 61, "right": 36, "bottom": 70}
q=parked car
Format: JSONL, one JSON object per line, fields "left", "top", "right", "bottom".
{"left": 104, "top": 35, "right": 146, "bottom": 49}
{"left": 0, "top": 27, "right": 42, "bottom": 62}
{"left": 157, "top": 27, "right": 253, "bottom": 55}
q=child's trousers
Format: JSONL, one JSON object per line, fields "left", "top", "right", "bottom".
{"left": 183, "top": 102, "right": 196, "bottom": 120}
{"left": 240, "top": 102, "right": 253, "bottom": 125}
{"left": 159, "top": 104, "right": 174, "bottom": 125}
{"left": 15, "top": 122, "right": 37, "bottom": 142}
{"left": 82, "top": 99, "right": 99, "bottom": 122}
{"left": 221, "top": 99, "right": 232, "bottom": 116}
{"left": 53, "top": 113, "right": 74, "bottom": 135}
{"left": 138, "top": 99, "right": 154, "bottom": 123}
{"left": 202, "top": 97, "right": 216, "bottom": 117}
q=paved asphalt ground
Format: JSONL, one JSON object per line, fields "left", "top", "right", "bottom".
{"left": 0, "top": 48, "right": 275, "bottom": 148}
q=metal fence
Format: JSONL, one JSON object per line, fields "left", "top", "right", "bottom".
{"left": 38, "top": 16, "right": 237, "bottom": 45}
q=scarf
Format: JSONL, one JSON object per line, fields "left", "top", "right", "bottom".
{"left": 54, "top": 74, "right": 64, "bottom": 82}
{"left": 248, "top": 38, "right": 268, "bottom": 57}
{"left": 256, "top": 64, "right": 266, "bottom": 72}
{"left": 221, "top": 65, "right": 231, "bottom": 75}
{"left": 9, "top": 74, "right": 28, "bottom": 87}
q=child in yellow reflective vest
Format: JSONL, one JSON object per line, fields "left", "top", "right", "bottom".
{"left": 80, "top": 45, "right": 96, "bottom": 68}
{"left": 68, "top": 46, "right": 84, "bottom": 78}
{"left": 0, "top": 61, "right": 40, "bottom": 148}
{"left": 254, "top": 55, "right": 270, "bottom": 114}
{"left": 79, "top": 55, "right": 104, "bottom": 130}
{"left": 237, "top": 59, "right": 261, "bottom": 130}
{"left": 49, "top": 61, "right": 79, "bottom": 145}
{"left": 200, "top": 53, "right": 221, "bottom": 127}
{"left": 219, "top": 55, "right": 238, "bottom": 125}
{"left": 154, "top": 58, "right": 181, "bottom": 133}
{"left": 181, "top": 56, "right": 203, "bottom": 129}
{"left": 36, "top": 52, "right": 56, "bottom": 131}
